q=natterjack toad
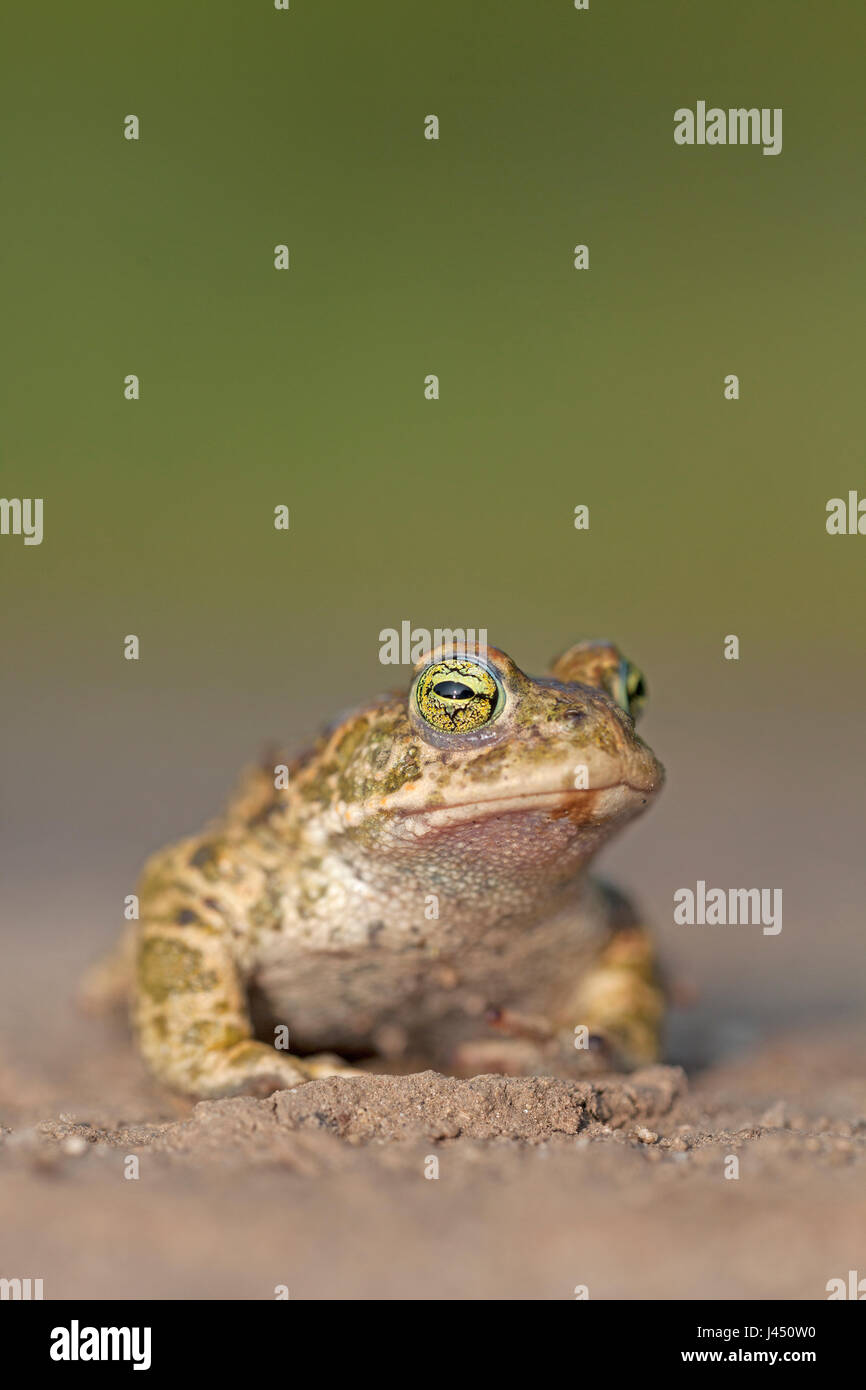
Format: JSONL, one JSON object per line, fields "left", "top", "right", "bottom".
{"left": 90, "top": 641, "right": 666, "bottom": 1097}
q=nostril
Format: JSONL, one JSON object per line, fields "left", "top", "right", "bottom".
{"left": 564, "top": 708, "right": 587, "bottom": 722}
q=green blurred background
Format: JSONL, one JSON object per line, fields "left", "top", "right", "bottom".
{"left": 2, "top": 1, "right": 865, "bottom": 1058}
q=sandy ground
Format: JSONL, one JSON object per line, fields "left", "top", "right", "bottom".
{"left": 1, "top": 1012, "right": 865, "bottom": 1300}
{"left": 2, "top": 696, "right": 864, "bottom": 1300}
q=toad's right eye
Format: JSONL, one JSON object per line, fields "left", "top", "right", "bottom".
{"left": 432, "top": 680, "right": 474, "bottom": 700}
{"left": 412, "top": 659, "right": 504, "bottom": 734}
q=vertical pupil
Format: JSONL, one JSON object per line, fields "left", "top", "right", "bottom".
{"left": 433, "top": 680, "right": 474, "bottom": 700}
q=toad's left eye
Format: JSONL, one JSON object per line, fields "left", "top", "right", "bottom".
{"left": 413, "top": 659, "right": 504, "bottom": 734}
{"left": 607, "top": 659, "right": 647, "bottom": 721}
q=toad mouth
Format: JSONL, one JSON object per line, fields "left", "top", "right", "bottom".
{"left": 404, "top": 782, "right": 655, "bottom": 821}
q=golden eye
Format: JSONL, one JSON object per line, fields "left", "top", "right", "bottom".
{"left": 413, "top": 658, "right": 503, "bottom": 734}
{"left": 607, "top": 659, "right": 647, "bottom": 721}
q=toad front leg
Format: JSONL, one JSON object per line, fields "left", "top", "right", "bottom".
{"left": 453, "top": 921, "right": 665, "bottom": 1078}
{"left": 562, "top": 923, "right": 665, "bottom": 1068}
{"left": 131, "top": 839, "right": 355, "bottom": 1098}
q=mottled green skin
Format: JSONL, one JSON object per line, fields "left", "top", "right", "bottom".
{"left": 128, "top": 642, "right": 665, "bottom": 1097}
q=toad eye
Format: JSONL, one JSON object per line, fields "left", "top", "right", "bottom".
{"left": 413, "top": 659, "right": 504, "bottom": 734}
{"left": 607, "top": 659, "right": 647, "bottom": 721}
{"left": 433, "top": 680, "right": 475, "bottom": 700}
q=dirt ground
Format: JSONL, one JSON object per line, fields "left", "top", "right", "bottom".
{"left": 2, "top": 697, "right": 864, "bottom": 1300}
{"left": 2, "top": 1013, "right": 865, "bottom": 1300}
